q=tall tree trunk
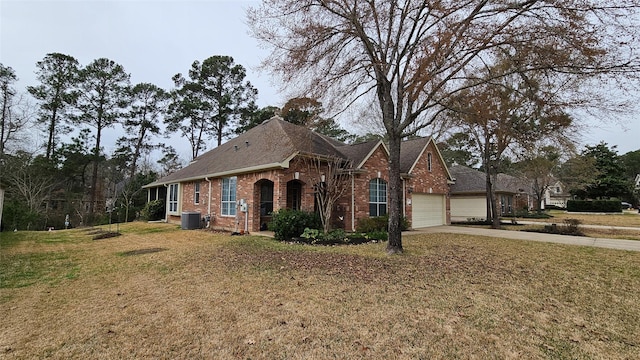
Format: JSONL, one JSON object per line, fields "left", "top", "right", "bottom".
{"left": 89, "top": 123, "right": 102, "bottom": 218}
{"left": 0, "top": 90, "right": 7, "bottom": 157}
{"left": 485, "top": 169, "right": 493, "bottom": 222}
{"left": 130, "top": 127, "right": 146, "bottom": 179}
{"left": 217, "top": 120, "right": 223, "bottom": 147}
{"left": 45, "top": 86, "right": 62, "bottom": 160}
{"left": 387, "top": 132, "right": 403, "bottom": 254}
{"left": 46, "top": 106, "right": 58, "bottom": 159}
{"left": 489, "top": 173, "right": 501, "bottom": 229}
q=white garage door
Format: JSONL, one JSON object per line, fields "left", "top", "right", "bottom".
{"left": 450, "top": 196, "right": 487, "bottom": 220}
{"left": 412, "top": 194, "right": 445, "bottom": 228}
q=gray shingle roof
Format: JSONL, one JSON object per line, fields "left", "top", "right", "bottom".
{"left": 400, "top": 137, "right": 430, "bottom": 173}
{"left": 449, "top": 165, "right": 528, "bottom": 194}
{"left": 336, "top": 140, "right": 383, "bottom": 168}
{"left": 148, "top": 117, "right": 353, "bottom": 186}
{"left": 146, "top": 117, "right": 451, "bottom": 187}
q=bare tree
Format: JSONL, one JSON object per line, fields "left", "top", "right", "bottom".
{"left": 301, "top": 154, "right": 352, "bottom": 233}
{"left": 3, "top": 151, "right": 57, "bottom": 216}
{"left": 516, "top": 146, "right": 563, "bottom": 213}
{"left": 0, "top": 93, "right": 34, "bottom": 156}
{"left": 1, "top": 64, "right": 33, "bottom": 157}
{"left": 248, "top": 1, "right": 640, "bottom": 253}
{"left": 447, "top": 61, "right": 574, "bottom": 227}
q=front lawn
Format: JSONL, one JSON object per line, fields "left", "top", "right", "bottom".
{"left": 1, "top": 223, "right": 639, "bottom": 359}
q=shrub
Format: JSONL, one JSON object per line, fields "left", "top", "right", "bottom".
{"left": 141, "top": 199, "right": 166, "bottom": 221}
{"left": 529, "top": 218, "right": 584, "bottom": 236}
{"left": 356, "top": 214, "right": 410, "bottom": 233}
{"left": 567, "top": 200, "right": 622, "bottom": 213}
{"left": 301, "top": 228, "right": 382, "bottom": 245}
{"left": 1, "top": 200, "right": 43, "bottom": 231}
{"left": 268, "top": 209, "right": 321, "bottom": 241}
{"left": 514, "top": 210, "right": 553, "bottom": 219}
{"left": 561, "top": 218, "right": 583, "bottom": 235}
{"left": 365, "top": 230, "right": 388, "bottom": 241}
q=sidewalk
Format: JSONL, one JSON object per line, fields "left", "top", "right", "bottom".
{"left": 409, "top": 225, "right": 640, "bottom": 252}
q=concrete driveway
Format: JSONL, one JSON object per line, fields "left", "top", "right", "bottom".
{"left": 408, "top": 225, "right": 640, "bottom": 252}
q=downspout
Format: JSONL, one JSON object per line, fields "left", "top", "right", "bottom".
{"left": 163, "top": 184, "right": 169, "bottom": 223}
{"left": 402, "top": 178, "right": 406, "bottom": 217}
{"left": 205, "top": 177, "right": 212, "bottom": 227}
{"left": 351, "top": 171, "right": 355, "bottom": 232}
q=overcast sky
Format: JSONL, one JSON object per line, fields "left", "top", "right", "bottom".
{"left": 1, "top": 0, "right": 639, "bottom": 160}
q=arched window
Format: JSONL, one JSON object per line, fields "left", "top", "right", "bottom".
{"left": 369, "top": 178, "right": 387, "bottom": 217}
{"left": 259, "top": 180, "right": 274, "bottom": 216}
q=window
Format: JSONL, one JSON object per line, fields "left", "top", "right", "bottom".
{"left": 427, "top": 152, "right": 433, "bottom": 172}
{"left": 260, "top": 181, "right": 274, "bottom": 216}
{"left": 168, "top": 183, "right": 179, "bottom": 214}
{"left": 369, "top": 178, "right": 387, "bottom": 217}
{"left": 194, "top": 182, "right": 201, "bottom": 204}
{"left": 221, "top": 177, "right": 237, "bottom": 216}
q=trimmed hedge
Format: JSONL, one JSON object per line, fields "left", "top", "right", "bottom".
{"left": 356, "top": 214, "right": 411, "bottom": 233}
{"left": 566, "top": 200, "right": 622, "bottom": 213}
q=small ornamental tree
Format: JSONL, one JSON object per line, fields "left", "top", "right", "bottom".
{"left": 301, "top": 154, "right": 353, "bottom": 234}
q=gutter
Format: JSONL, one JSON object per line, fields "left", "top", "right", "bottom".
{"left": 351, "top": 171, "right": 355, "bottom": 232}
{"left": 205, "top": 177, "right": 212, "bottom": 227}
{"left": 163, "top": 184, "right": 169, "bottom": 223}
{"left": 402, "top": 178, "right": 406, "bottom": 217}
{"left": 143, "top": 162, "right": 288, "bottom": 188}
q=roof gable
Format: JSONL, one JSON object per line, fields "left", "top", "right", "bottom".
{"left": 401, "top": 137, "right": 453, "bottom": 180}
{"left": 337, "top": 140, "right": 388, "bottom": 169}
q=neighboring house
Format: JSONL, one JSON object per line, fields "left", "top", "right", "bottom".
{"left": 543, "top": 180, "right": 572, "bottom": 209}
{"left": 449, "top": 165, "right": 532, "bottom": 221}
{"left": 143, "top": 117, "right": 453, "bottom": 232}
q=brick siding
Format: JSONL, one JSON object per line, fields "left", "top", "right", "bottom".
{"left": 171, "top": 141, "right": 451, "bottom": 232}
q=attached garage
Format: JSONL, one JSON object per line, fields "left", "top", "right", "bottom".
{"left": 450, "top": 196, "right": 487, "bottom": 221}
{"left": 411, "top": 193, "right": 445, "bottom": 228}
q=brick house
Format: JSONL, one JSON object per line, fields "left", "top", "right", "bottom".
{"left": 144, "top": 117, "right": 453, "bottom": 232}
{"left": 449, "top": 165, "right": 533, "bottom": 221}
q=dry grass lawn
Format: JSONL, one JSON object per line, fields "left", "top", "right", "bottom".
{"left": 1, "top": 222, "right": 640, "bottom": 359}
